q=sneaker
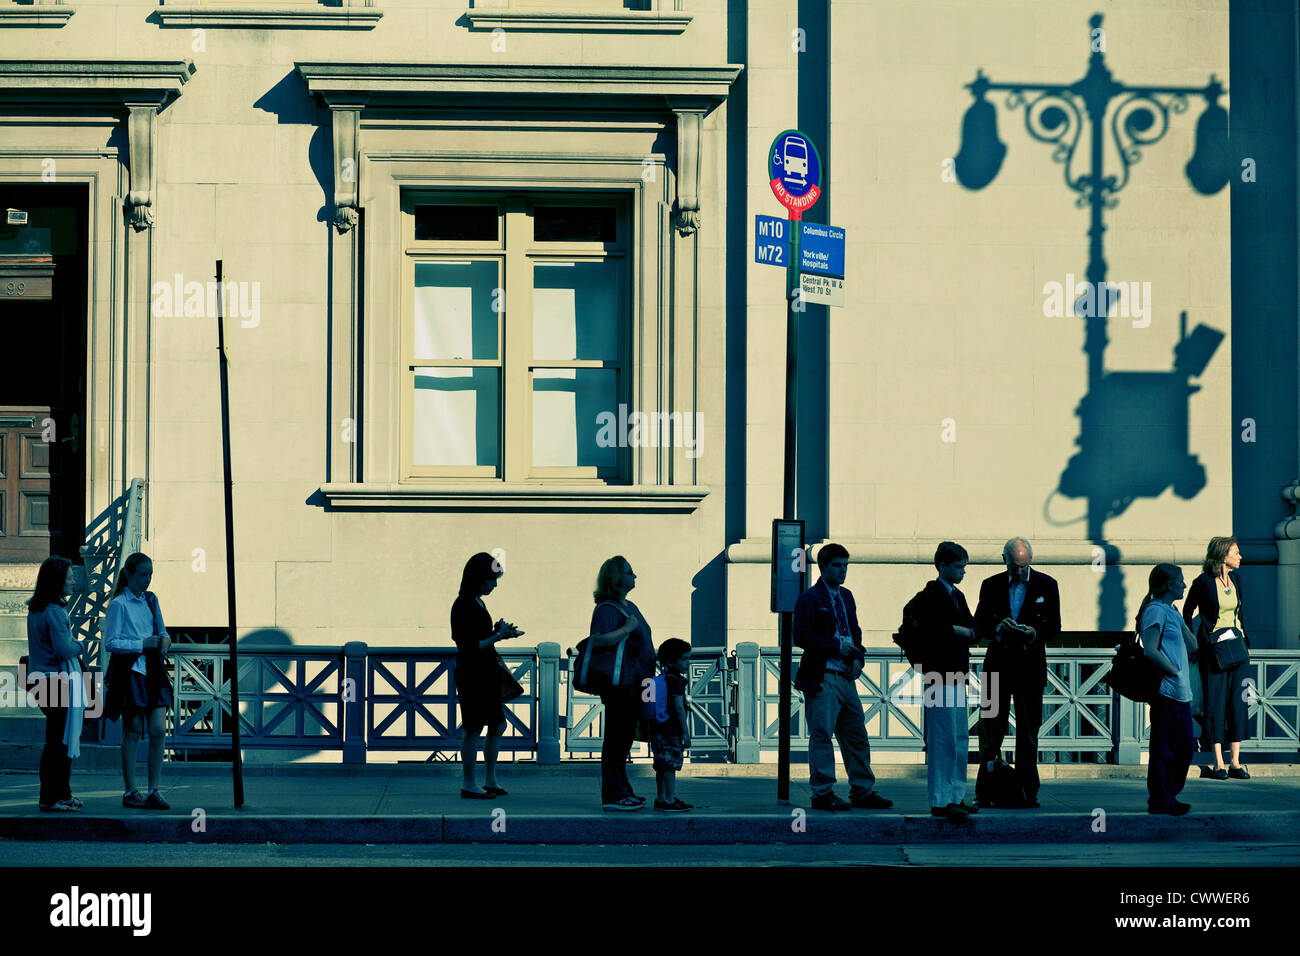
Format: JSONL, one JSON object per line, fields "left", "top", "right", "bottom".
{"left": 631, "top": 794, "right": 647, "bottom": 804}
{"left": 654, "top": 798, "right": 691, "bottom": 812}
{"left": 39, "top": 800, "right": 78, "bottom": 812}
{"left": 143, "top": 789, "right": 170, "bottom": 810}
{"left": 602, "top": 796, "right": 644, "bottom": 811}
{"left": 122, "top": 789, "right": 148, "bottom": 809}
{"left": 851, "top": 791, "right": 894, "bottom": 810}
{"left": 64, "top": 797, "right": 84, "bottom": 809}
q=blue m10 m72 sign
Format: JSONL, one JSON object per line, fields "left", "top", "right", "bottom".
{"left": 768, "top": 129, "right": 822, "bottom": 220}
{"left": 755, "top": 214, "right": 788, "bottom": 267}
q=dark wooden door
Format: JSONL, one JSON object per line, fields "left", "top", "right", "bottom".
{"left": 0, "top": 406, "right": 54, "bottom": 561}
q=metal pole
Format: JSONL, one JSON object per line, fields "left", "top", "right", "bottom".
{"left": 778, "top": 221, "right": 802, "bottom": 803}
{"left": 215, "top": 260, "right": 244, "bottom": 808}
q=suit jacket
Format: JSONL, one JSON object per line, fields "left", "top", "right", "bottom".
{"left": 911, "top": 579, "right": 975, "bottom": 677}
{"left": 793, "top": 579, "right": 863, "bottom": 692}
{"left": 973, "top": 569, "right": 1061, "bottom": 687}
{"left": 1183, "top": 570, "right": 1247, "bottom": 657}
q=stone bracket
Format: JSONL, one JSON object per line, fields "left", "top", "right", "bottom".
{"left": 331, "top": 105, "right": 362, "bottom": 233}
{"left": 672, "top": 107, "right": 705, "bottom": 236}
{"left": 125, "top": 104, "right": 158, "bottom": 231}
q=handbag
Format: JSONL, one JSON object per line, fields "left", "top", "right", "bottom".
{"left": 1106, "top": 633, "right": 1162, "bottom": 703}
{"left": 1210, "top": 627, "right": 1249, "bottom": 672}
{"left": 573, "top": 602, "right": 636, "bottom": 696}
{"left": 497, "top": 654, "right": 525, "bottom": 703}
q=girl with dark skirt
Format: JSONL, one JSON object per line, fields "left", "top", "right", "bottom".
{"left": 25, "top": 556, "right": 88, "bottom": 812}
{"left": 1183, "top": 536, "right": 1252, "bottom": 780}
{"left": 1138, "top": 564, "right": 1195, "bottom": 815}
{"left": 452, "top": 552, "right": 523, "bottom": 799}
{"left": 103, "top": 552, "right": 174, "bottom": 810}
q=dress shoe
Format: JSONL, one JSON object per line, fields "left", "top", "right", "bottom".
{"left": 930, "top": 803, "right": 969, "bottom": 821}
{"left": 1203, "top": 766, "right": 1228, "bottom": 780}
{"left": 1149, "top": 801, "right": 1191, "bottom": 816}
{"left": 957, "top": 800, "right": 979, "bottom": 814}
{"left": 811, "top": 793, "right": 852, "bottom": 812}
{"left": 851, "top": 791, "right": 893, "bottom": 809}
{"left": 1228, "top": 765, "right": 1250, "bottom": 780}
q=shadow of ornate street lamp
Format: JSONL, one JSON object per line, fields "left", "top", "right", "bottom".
{"left": 955, "top": 13, "right": 1230, "bottom": 630}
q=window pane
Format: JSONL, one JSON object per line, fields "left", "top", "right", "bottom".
{"left": 533, "top": 206, "right": 617, "bottom": 243}
{"left": 413, "top": 261, "right": 499, "bottom": 360}
{"left": 532, "top": 368, "right": 618, "bottom": 468}
{"left": 414, "top": 205, "right": 498, "bottom": 242}
{"left": 413, "top": 368, "right": 500, "bottom": 467}
{"left": 532, "top": 261, "right": 620, "bottom": 361}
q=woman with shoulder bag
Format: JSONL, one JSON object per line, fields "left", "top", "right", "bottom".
{"left": 452, "top": 553, "right": 524, "bottom": 799}
{"left": 588, "top": 556, "right": 656, "bottom": 812}
{"left": 25, "top": 556, "right": 88, "bottom": 812}
{"left": 1182, "top": 536, "right": 1251, "bottom": 780}
{"left": 103, "top": 552, "right": 174, "bottom": 810}
{"left": 1138, "top": 564, "right": 1196, "bottom": 815}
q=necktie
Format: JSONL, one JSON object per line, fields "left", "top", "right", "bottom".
{"left": 832, "top": 590, "right": 850, "bottom": 635}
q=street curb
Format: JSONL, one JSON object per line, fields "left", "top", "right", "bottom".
{"left": 3, "top": 811, "right": 1297, "bottom": 845}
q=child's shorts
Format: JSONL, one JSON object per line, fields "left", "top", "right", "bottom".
{"left": 651, "top": 732, "right": 683, "bottom": 772}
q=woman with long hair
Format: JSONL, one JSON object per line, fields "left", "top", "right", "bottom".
{"left": 25, "top": 555, "right": 87, "bottom": 811}
{"left": 1183, "top": 536, "right": 1251, "bottom": 779}
{"left": 452, "top": 552, "right": 523, "bottom": 798}
{"left": 588, "top": 555, "right": 656, "bottom": 811}
{"left": 1137, "top": 563, "right": 1196, "bottom": 815}
{"left": 102, "top": 552, "right": 173, "bottom": 809}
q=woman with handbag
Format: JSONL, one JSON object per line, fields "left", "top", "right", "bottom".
{"left": 25, "top": 555, "right": 88, "bottom": 812}
{"left": 1138, "top": 564, "right": 1195, "bottom": 815}
{"left": 1183, "top": 536, "right": 1252, "bottom": 780}
{"left": 452, "top": 552, "right": 524, "bottom": 799}
{"left": 587, "top": 556, "right": 655, "bottom": 811}
{"left": 103, "top": 552, "right": 174, "bottom": 809}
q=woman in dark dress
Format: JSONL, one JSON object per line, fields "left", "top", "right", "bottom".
{"left": 1182, "top": 536, "right": 1252, "bottom": 780}
{"left": 587, "top": 555, "right": 656, "bottom": 811}
{"left": 452, "top": 552, "right": 523, "bottom": 799}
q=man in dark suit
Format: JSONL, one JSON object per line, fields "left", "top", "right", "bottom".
{"left": 793, "top": 543, "right": 892, "bottom": 812}
{"left": 973, "top": 537, "right": 1061, "bottom": 808}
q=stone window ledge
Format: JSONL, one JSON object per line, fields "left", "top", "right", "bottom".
{"left": 463, "top": 10, "right": 691, "bottom": 33}
{"left": 153, "top": 6, "right": 382, "bottom": 28}
{"left": 0, "top": 7, "right": 75, "bottom": 26}
{"left": 319, "top": 482, "right": 709, "bottom": 513}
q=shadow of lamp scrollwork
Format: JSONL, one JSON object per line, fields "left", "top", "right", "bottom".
{"left": 955, "top": 13, "right": 1232, "bottom": 628}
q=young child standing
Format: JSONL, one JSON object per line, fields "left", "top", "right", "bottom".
{"left": 650, "top": 638, "right": 692, "bottom": 812}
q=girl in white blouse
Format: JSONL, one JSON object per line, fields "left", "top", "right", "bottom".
{"left": 103, "top": 552, "right": 173, "bottom": 810}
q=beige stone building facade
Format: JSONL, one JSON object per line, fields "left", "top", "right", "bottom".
{"left": 1, "top": 0, "right": 1296, "bottom": 686}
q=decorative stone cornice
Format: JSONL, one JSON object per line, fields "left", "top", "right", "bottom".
{"left": 294, "top": 62, "right": 741, "bottom": 110}
{"left": 318, "top": 483, "right": 709, "bottom": 513}
{"left": 462, "top": 10, "right": 691, "bottom": 34}
{"left": 0, "top": 60, "right": 194, "bottom": 108}
{"left": 153, "top": 5, "right": 382, "bottom": 29}
{"left": 0, "top": 5, "right": 76, "bottom": 28}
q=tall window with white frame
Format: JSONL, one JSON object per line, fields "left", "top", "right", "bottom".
{"left": 401, "top": 193, "right": 631, "bottom": 483}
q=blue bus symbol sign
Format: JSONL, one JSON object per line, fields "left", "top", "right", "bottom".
{"left": 768, "top": 129, "right": 822, "bottom": 219}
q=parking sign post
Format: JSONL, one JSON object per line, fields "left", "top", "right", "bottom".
{"left": 767, "top": 129, "right": 823, "bottom": 803}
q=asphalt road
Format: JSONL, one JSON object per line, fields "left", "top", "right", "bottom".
{"left": 3, "top": 841, "right": 1298, "bottom": 866}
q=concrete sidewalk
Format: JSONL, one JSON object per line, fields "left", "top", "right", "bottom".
{"left": 2, "top": 763, "right": 1298, "bottom": 846}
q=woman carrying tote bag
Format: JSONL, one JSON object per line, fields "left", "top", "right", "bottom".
{"left": 1183, "top": 536, "right": 1252, "bottom": 780}
{"left": 587, "top": 556, "right": 656, "bottom": 812}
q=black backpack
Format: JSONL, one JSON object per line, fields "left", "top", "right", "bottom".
{"left": 894, "top": 590, "right": 926, "bottom": 668}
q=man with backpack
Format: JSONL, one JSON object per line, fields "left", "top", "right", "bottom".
{"left": 793, "top": 544, "right": 893, "bottom": 812}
